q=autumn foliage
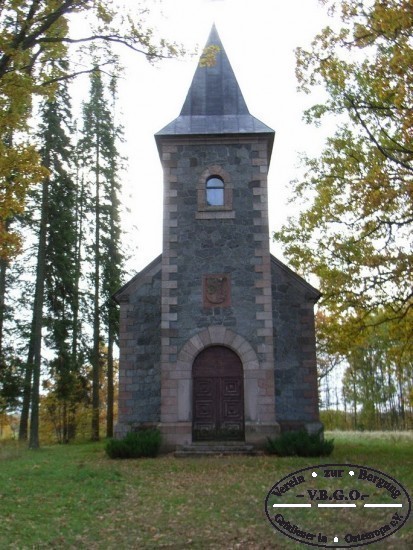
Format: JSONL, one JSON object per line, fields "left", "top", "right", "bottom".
{"left": 276, "top": 0, "right": 412, "bottom": 342}
{"left": 275, "top": 0, "right": 413, "bottom": 426}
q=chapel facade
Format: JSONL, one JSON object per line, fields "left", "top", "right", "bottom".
{"left": 114, "top": 26, "right": 322, "bottom": 451}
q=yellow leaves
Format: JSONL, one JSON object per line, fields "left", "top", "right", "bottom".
{"left": 300, "top": 0, "right": 413, "bottom": 113}
{"left": 0, "top": 1, "right": 75, "bottom": 261}
{"left": 0, "top": 224, "right": 22, "bottom": 259}
{"left": 290, "top": 3, "right": 413, "bottom": 375}
{"left": 95, "top": 2, "right": 116, "bottom": 25}
{"left": 0, "top": 143, "right": 48, "bottom": 261}
{"left": 199, "top": 45, "right": 220, "bottom": 68}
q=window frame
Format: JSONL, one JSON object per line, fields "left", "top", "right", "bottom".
{"left": 197, "top": 165, "right": 233, "bottom": 218}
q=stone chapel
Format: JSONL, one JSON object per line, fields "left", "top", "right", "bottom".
{"left": 114, "top": 25, "right": 322, "bottom": 452}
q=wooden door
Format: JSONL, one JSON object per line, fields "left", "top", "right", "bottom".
{"left": 192, "top": 346, "right": 244, "bottom": 441}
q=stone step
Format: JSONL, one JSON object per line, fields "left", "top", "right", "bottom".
{"left": 174, "top": 443, "right": 263, "bottom": 457}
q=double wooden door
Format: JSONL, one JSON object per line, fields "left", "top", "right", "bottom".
{"left": 192, "top": 346, "right": 244, "bottom": 441}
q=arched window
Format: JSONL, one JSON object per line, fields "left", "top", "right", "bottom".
{"left": 206, "top": 176, "right": 224, "bottom": 206}
{"left": 197, "top": 166, "right": 234, "bottom": 218}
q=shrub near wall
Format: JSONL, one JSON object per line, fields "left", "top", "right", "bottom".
{"left": 266, "top": 429, "right": 334, "bottom": 457}
{"left": 106, "top": 429, "right": 161, "bottom": 459}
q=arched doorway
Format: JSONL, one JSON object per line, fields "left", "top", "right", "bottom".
{"left": 192, "top": 346, "right": 244, "bottom": 441}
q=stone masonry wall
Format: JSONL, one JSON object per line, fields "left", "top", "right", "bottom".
{"left": 174, "top": 146, "right": 261, "bottom": 349}
{"left": 160, "top": 135, "right": 277, "bottom": 441}
{"left": 271, "top": 259, "right": 320, "bottom": 430}
{"left": 163, "top": 139, "right": 273, "bottom": 350}
{"left": 116, "top": 267, "right": 162, "bottom": 435}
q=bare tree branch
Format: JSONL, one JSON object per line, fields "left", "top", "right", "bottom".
{"left": 41, "top": 62, "right": 113, "bottom": 86}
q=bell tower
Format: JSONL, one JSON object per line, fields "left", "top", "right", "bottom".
{"left": 114, "top": 24, "right": 321, "bottom": 449}
{"left": 155, "top": 25, "right": 280, "bottom": 448}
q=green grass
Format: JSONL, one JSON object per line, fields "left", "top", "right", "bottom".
{"left": 0, "top": 432, "right": 412, "bottom": 549}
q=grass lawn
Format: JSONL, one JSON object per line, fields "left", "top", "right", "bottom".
{"left": 0, "top": 431, "right": 412, "bottom": 549}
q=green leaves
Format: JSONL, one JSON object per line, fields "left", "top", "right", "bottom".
{"left": 199, "top": 45, "right": 220, "bottom": 68}
{"left": 0, "top": 1, "right": 185, "bottom": 261}
{"left": 278, "top": 1, "right": 412, "bottom": 312}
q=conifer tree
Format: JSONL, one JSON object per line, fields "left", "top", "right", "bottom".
{"left": 23, "top": 60, "right": 78, "bottom": 448}
{"left": 79, "top": 63, "right": 123, "bottom": 441}
{"left": 102, "top": 75, "right": 123, "bottom": 438}
{"left": 42, "top": 67, "right": 81, "bottom": 443}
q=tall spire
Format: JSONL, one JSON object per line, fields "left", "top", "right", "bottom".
{"left": 156, "top": 25, "right": 274, "bottom": 139}
{"left": 180, "top": 23, "right": 249, "bottom": 117}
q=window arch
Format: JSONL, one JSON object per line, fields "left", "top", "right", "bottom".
{"left": 206, "top": 176, "right": 224, "bottom": 206}
{"left": 197, "top": 165, "right": 234, "bottom": 218}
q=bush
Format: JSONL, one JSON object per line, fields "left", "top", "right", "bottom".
{"left": 266, "top": 429, "right": 334, "bottom": 457}
{"left": 105, "top": 428, "right": 161, "bottom": 459}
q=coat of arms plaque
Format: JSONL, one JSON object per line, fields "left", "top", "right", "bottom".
{"left": 203, "top": 274, "right": 231, "bottom": 308}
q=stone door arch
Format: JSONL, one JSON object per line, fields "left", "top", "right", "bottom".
{"left": 192, "top": 346, "right": 244, "bottom": 441}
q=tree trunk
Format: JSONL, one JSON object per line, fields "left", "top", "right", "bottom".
{"left": 72, "top": 173, "right": 84, "bottom": 366}
{"left": 91, "top": 144, "right": 100, "bottom": 442}
{"left": 352, "top": 376, "right": 357, "bottom": 429}
{"left": 29, "top": 176, "right": 49, "bottom": 449}
{"left": 19, "top": 284, "right": 37, "bottom": 440}
{"left": 18, "top": 359, "right": 32, "bottom": 441}
{"left": 397, "top": 370, "right": 405, "bottom": 430}
{"left": 0, "top": 135, "right": 12, "bottom": 362}
{"left": 0, "top": 258, "right": 7, "bottom": 361}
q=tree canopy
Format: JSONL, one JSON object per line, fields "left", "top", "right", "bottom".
{"left": 275, "top": 0, "right": 413, "bottom": 350}
{"left": 0, "top": 1, "right": 184, "bottom": 446}
{"left": 0, "top": 0, "right": 183, "bottom": 261}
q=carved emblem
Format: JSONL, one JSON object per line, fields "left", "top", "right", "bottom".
{"left": 203, "top": 275, "right": 230, "bottom": 307}
{"left": 206, "top": 277, "right": 227, "bottom": 304}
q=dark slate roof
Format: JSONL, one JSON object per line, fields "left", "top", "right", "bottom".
{"left": 155, "top": 24, "right": 275, "bottom": 139}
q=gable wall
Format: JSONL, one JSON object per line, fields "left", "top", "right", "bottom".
{"left": 116, "top": 269, "right": 162, "bottom": 436}
{"left": 271, "top": 261, "right": 320, "bottom": 430}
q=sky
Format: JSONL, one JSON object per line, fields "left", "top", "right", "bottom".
{"left": 115, "top": 0, "right": 336, "bottom": 273}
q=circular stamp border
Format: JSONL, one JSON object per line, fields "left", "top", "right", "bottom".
{"left": 264, "top": 463, "right": 412, "bottom": 548}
